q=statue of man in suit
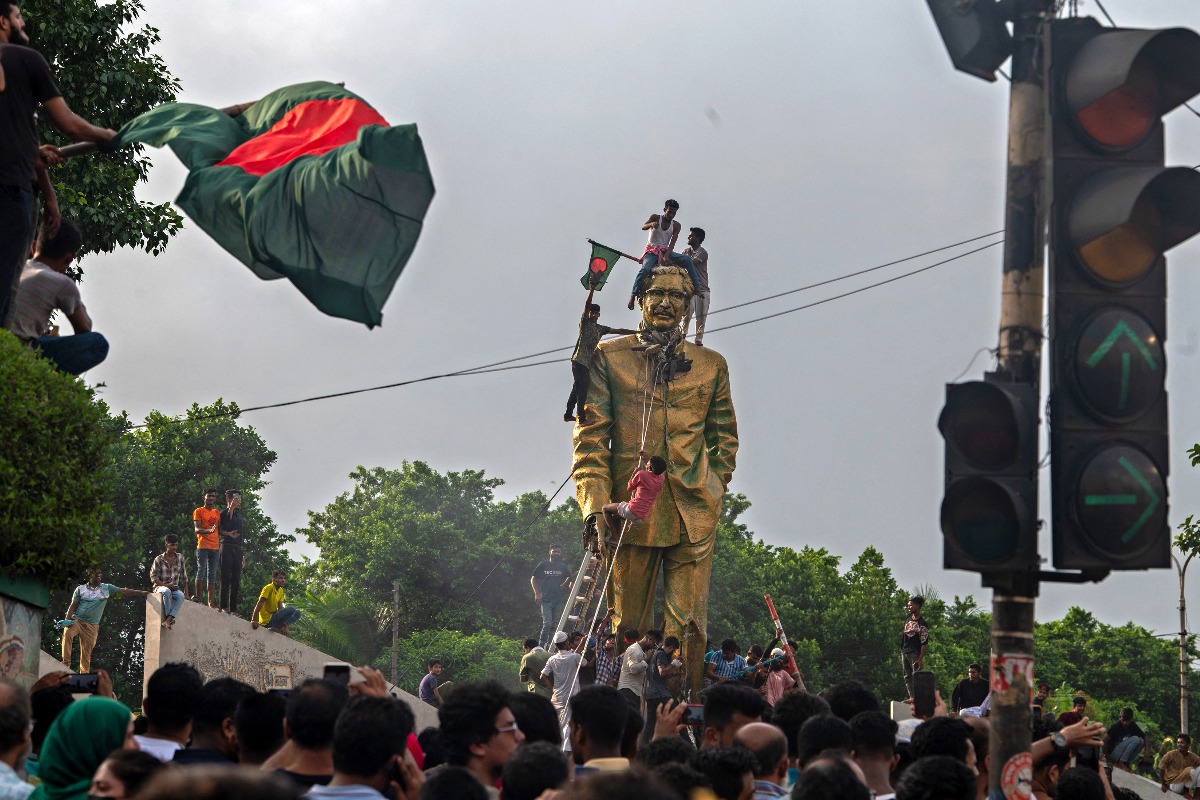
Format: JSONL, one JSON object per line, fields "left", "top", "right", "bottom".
{"left": 572, "top": 264, "right": 738, "bottom": 696}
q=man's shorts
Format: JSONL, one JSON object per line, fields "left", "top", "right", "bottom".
{"left": 616, "top": 502, "right": 645, "bottom": 524}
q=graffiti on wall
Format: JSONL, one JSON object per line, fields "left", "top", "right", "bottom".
{"left": 0, "top": 594, "right": 41, "bottom": 687}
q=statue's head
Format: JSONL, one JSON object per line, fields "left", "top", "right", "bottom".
{"left": 640, "top": 266, "right": 694, "bottom": 333}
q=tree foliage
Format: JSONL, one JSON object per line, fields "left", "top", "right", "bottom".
{"left": 26, "top": 0, "right": 182, "bottom": 260}
{"left": 298, "top": 462, "right": 580, "bottom": 647}
{"left": 0, "top": 334, "right": 116, "bottom": 588}
{"left": 40, "top": 400, "right": 294, "bottom": 704}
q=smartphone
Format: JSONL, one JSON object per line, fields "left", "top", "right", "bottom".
{"left": 268, "top": 688, "right": 293, "bottom": 700}
{"left": 913, "top": 670, "right": 936, "bottom": 717}
{"left": 681, "top": 704, "right": 704, "bottom": 725}
{"left": 65, "top": 673, "right": 99, "bottom": 693}
{"left": 323, "top": 663, "right": 352, "bottom": 685}
{"left": 1075, "top": 745, "right": 1100, "bottom": 771}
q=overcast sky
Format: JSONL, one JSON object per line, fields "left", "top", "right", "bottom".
{"left": 63, "top": 1, "right": 1200, "bottom": 636}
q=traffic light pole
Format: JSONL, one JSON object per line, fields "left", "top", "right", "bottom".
{"left": 991, "top": 1, "right": 1052, "bottom": 796}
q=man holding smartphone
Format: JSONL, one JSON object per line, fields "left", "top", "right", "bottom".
{"left": 61, "top": 568, "right": 147, "bottom": 673}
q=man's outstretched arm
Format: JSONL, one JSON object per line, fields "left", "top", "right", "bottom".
{"left": 42, "top": 97, "right": 116, "bottom": 144}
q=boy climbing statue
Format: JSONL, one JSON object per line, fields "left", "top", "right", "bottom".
{"left": 628, "top": 199, "right": 701, "bottom": 310}
{"left": 566, "top": 278, "right": 636, "bottom": 424}
{"left": 601, "top": 450, "right": 667, "bottom": 548}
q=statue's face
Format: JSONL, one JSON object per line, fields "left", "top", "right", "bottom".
{"left": 641, "top": 271, "right": 690, "bottom": 332}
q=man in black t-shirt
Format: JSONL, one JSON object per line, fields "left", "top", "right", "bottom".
{"left": 900, "top": 595, "right": 928, "bottom": 699}
{"left": 0, "top": 2, "right": 115, "bottom": 329}
{"left": 1104, "top": 706, "right": 1151, "bottom": 772}
{"left": 218, "top": 490, "right": 246, "bottom": 615}
{"left": 530, "top": 544, "right": 572, "bottom": 648}
{"left": 950, "top": 663, "right": 989, "bottom": 713}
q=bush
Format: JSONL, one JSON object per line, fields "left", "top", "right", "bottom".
{"left": 384, "top": 629, "right": 524, "bottom": 696}
{"left": 0, "top": 333, "right": 115, "bottom": 588}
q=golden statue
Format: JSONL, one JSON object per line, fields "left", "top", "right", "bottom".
{"left": 572, "top": 265, "right": 738, "bottom": 696}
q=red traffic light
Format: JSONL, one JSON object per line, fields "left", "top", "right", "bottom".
{"left": 1066, "top": 27, "right": 1200, "bottom": 150}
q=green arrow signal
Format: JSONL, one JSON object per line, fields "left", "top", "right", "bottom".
{"left": 1082, "top": 455, "right": 1161, "bottom": 543}
{"left": 1083, "top": 320, "right": 1157, "bottom": 412}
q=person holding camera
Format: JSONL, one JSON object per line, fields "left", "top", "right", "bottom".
{"left": 61, "top": 568, "right": 147, "bottom": 673}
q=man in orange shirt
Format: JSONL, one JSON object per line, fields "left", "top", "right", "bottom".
{"left": 192, "top": 487, "right": 221, "bottom": 607}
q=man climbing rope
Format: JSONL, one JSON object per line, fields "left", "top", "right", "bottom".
{"left": 627, "top": 199, "right": 701, "bottom": 310}
{"left": 566, "top": 277, "right": 636, "bottom": 424}
{"left": 601, "top": 450, "right": 667, "bottom": 548}
{"left": 573, "top": 264, "right": 738, "bottom": 698}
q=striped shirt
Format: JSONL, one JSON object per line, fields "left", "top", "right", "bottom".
{"left": 150, "top": 553, "right": 188, "bottom": 588}
{"left": 706, "top": 651, "right": 747, "bottom": 680}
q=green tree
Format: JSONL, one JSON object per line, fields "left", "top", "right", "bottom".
{"left": 298, "top": 462, "right": 579, "bottom": 646}
{"left": 0, "top": 334, "right": 116, "bottom": 588}
{"left": 26, "top": 0, "right": 182, "bottom": 260}
{"left": 290, "top": 589, "right": 388, "bottom": 667}
{"left": 40, "top": 400, "right": 293, "bottom": 704}
{"left": 389, "top": 629, "right": 524, "bottom": 696}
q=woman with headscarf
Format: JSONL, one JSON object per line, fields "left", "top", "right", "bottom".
{"left": 30, "top": 696, "right": 136, "bottom": 800}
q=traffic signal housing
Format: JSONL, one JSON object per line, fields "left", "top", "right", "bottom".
{"left": 1048, "top": 18, "right": 1200, "bottom": 569}
{"left": 939, "top": 376, "right": 1039, "bottom": 573}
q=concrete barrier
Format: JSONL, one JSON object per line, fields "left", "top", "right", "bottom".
{"left": 144, "top": 594, "right": 438, "bottom": 731}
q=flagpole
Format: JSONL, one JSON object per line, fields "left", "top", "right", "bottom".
{"left": 586, "top": 238, "right": 642, "bottom": 264}
{"left": 56, "top": 99, "right": 259, "bottom": 160}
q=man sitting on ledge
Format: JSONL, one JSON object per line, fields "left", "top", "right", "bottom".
{"left": 251, "top": 570, "right": 302, "bottom": 637}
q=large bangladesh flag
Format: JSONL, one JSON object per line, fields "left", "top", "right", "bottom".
{"left": 580, "top": 240, "right": 622, "bottom": 290}
{"left": 107, "top": 81, "right": 435, "bottom": 327}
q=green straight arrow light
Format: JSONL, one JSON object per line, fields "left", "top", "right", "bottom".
{"left": 1084, "top": 319, "right": 1157, "bottom": 370}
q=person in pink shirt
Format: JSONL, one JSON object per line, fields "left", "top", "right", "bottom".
{"left": 601, "top": 450, "right": 667, "bottom": 548}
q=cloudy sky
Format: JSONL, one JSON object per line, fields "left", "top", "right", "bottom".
{"left": 62, "top": 1, "right": 1200, "bottom": 635}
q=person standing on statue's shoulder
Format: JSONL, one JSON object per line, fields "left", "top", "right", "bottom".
{"left": 680, "top": 227, "right": 710, "bottom": 346}
{"left": 218, "top": 489, "right": 245, "bottom": 615}
{"left": 531, "top": 544, "right": 572, "bottom": 649}
{"left": 627, "top": 200, "right": 701, "bottom": 310}
{"left": 573, "top": 264, "right": 738, "bottom": 698}
{"left": 192, "top": 488, "right": 221, "bottom": 608}
{"left": 899, "top": 595, "right": 928, "bottom": 699}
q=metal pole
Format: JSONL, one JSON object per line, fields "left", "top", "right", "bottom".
{"left": 392, "top": 579, "right": 400, "bottom": 687}
{"left": 989, "top": 1, "right": 1051, "bottom": 796}
{"left": 1175, "top": 553, "right": 1192, "bottom": 734}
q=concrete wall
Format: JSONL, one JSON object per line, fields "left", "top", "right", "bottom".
{"left": 144, "top": 595, "right": 438, "bottom": 731}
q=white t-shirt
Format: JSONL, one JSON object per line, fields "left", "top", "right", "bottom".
{"left": 617, "top": 642, "right": 649, "bottom": 696}
{"left": 133, "top": 735, "right": 182, "bottom": 762}
{"left": 541, "top": 650, "right": 582, "bottom": 710}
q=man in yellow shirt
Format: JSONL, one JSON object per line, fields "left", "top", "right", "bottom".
{"left": 1160, "top": 733, "right": 1200, "bottom": 796}
{"left": 250, "top": 570, "right": 302, "bottom": 637}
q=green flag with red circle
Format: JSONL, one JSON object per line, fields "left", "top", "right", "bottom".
{"left": 106, "top": 81, "right": 434, "bottom": 328}
{"left": 581, "top": 241, "right": 622, "bottom": 290}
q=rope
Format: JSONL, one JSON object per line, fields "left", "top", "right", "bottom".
{"left": 556, "top": 340, "right": 668, "bottom": 744}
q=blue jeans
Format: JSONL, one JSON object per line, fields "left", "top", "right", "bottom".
{"left": 540, "top": 600, "right": 563, "bottom": 648}
{"left": 195, "top": 549, "right": 219, "bottom": 585}
{"left": 1110, "top": 735, "right": 1144, "bottom": 765}
{"left": 156, "top": 587, "right": 185, "bottom": 619}
{"left": 631, "top": 251, "right": 700, "bottom": 297}
{"left": 0, "top": 185, "right": 35, "bottom": 329}
{"left": 33, "top": 332, "right": 109, "bottom": 375}
{"left": 266, "top": 606, "right": 302, "bottom": 629}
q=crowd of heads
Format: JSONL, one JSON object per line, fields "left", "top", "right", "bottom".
{"left": 0, "top": 637, "right": 1137, "bottom": 800}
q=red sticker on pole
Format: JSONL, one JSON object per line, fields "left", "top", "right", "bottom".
{"left": 1000, "top": 752, "right": 1032, "bottom": 800}
{"left": 990, "top": 652, "right": 1034, "bottom": 695}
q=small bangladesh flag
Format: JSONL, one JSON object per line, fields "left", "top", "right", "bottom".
{"left": 580, "top": 241, "right": 622, "bottom": 290}
{"left": 106, "top": 81, "right": 435, "bottom": 327}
